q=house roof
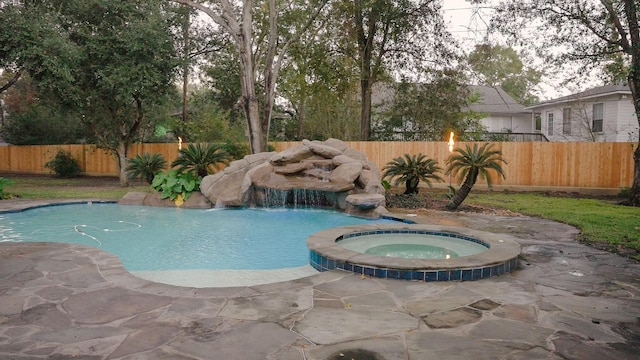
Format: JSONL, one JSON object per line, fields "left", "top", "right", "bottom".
{"left": 468, "top": 85, "right": 527, "bottom": 114}
{"left": 525, "top": 83, "right": 631, "bottom": 110}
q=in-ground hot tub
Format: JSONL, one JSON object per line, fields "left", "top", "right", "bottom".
{"left": 307, "top": 224, "right": 521, "bottom": 282}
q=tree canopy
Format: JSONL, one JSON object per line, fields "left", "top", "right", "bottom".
{"left": 334, "top": 0, "right": 460, "bottom": 140}
{"left": 491, "top": 0, "right": 640, "bottom": 205}
{"left": 0, "top": 0, "right": 180, "bottom": 185}
{"left": 468, "top": 44, "right": 541, "bottom": 106}
{"left": 173, "top": 0, "right": 329, "bottom": 153}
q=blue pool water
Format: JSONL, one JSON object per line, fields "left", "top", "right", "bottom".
{"left": 338, "top": 233, "right": 488, "bottom": 259}
{"left": 0, "top": 203, "right": 394, "bottom": 272}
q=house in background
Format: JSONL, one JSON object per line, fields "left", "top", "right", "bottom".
{"left": 525, "top": 84, "right": 639, "bottom": 142}
{"left": 371, "top": 83, "right": 542, "bottom": 141}
{"left": 468, "top": 85, "right": 537, "bottom": 141}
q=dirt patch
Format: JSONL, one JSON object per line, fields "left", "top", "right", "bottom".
{"left": 384, "top": 189, "right": 522, "bottom": 217}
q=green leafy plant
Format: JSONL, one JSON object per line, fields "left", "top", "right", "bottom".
{"left": 171, "top": 143, "right": 231, "bottom": 177}
{"left": 126, "top": 152, "right": 167, "bottom": 184}
{"left": 220, "top": 140, "right": 250, "bottom": 160}
{"left": 45, "top": 150, "right": 82, "bottom": 178}
{"left": 381, "top": 179, "right": 391, "bottom": 191}
{"left": 0, "top": 177, "right": 15, "bottom": 199}
{"left": 151, "top": 169, "right": 201, "bottom": 204}
{"left": 445, "top": 143, "right": 507, "bottom": 210}
{"left": 382, "top": 153, "right": 443, "bottom": 194}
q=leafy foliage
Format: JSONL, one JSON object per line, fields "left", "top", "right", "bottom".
{"left": 276, "top": 5, "right": 361, "bottom": 141}
{"left": 445, "top": 143, "right": 506, "bottom": 210}
{"left": 169, "top": 87, "right": 246, "bottom": 144}
{"left": 382, "top": 153, "right": 443, "bottom": 194}
{"left": 492, "top": 0, "right": 640, "bottom": 205}
{"left": 0, "top": 0, "right": 181, "bottom": 185}
{"left": 0, "top": 177, "right": 15, "bottom": 199}
{"left": 171, "top": 143, "right": 231, "bottom": 178}
{"left": 45, "top": 150, "right": 82, "bottom": 178}
{"left": 374, "top": 73, "right": 483, "bottom": 141}
{"left": 468, "top": 44, "right": 541, "bottom": 106}
{"left": 126, "top": 153, "right": 167, "bottom": 184}
{"left": 220, "top": 140, "right": 250, "bottom": 161}
{"left": 335, "top": 0, "right": 459, "bottom": 139}
{"left": 177, "top": 0, "right": 330, "bottom": 153}
{"left": 151, "top": 169, "right": 201, "bottom": 203}
{"left": 1, "top": 75, "right": 95, "bottom": 145}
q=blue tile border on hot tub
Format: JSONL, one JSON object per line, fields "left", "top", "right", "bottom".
{"left": 307, "top": 224, "right": 521, "bottom": 282}
{"left": 308, "top": 249, "right": 519, "bottom": 282}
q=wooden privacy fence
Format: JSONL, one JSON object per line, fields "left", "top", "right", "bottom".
{"left": 0, "top": 141, "right": 635, "bottom": 189}
{"left": 0, "top": 143, "right": 180, "bottom": 177}
{"left": 275, "top": 142, "right": 635, "bottom": 189}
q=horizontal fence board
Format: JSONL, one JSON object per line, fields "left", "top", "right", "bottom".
{"left": 0, "top": 141, "right": 635, "bottom": 189}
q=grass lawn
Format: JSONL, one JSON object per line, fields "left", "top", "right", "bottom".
{"left": 0, "top": 173, "right": 152, "bottom": 200}
{"left": 466, "top": 192, "right": 640, "bottom": 260}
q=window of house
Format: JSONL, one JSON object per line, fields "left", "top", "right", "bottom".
{"left": 534, "top": 113, "right": 541, "bottom": 131}
{"left": 562, "top": 108, "right": 571, "bottom": 135}
{"left": 547, "top": 112, "right": 554, "bottom": 136}
{"left": 592, "top": 103, "right": 603, "bottom": 133}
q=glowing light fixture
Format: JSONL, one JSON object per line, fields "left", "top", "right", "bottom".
{"left": 448, "top": 131, "right": 454, "bottom": 153}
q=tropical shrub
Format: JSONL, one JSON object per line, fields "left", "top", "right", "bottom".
{"left": 220, "top": 140, "right": 250, "bottom": 160}
{"left": 0, "top": 177, "right": 15, "bottom": 199}
{"left": 445, "top": 143, "right": 507, "bottom": 210}
{"left": 171, "top": 143, "right": 231, "bottom": 178}
{"left": 45, "top": 150, "right": 82, "bottom": 178}
{"left": 382, "top": 153, "right": 443, "bottom": 194}
{"left": 126, "top": 152, "right": 167, "bottom": 184}
{"left": 151, "top": 169, "right": 201, "bottom": 206}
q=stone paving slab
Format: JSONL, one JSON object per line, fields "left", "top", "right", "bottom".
{"left": 0, "top": 200, "right": 639, "bottom": 359}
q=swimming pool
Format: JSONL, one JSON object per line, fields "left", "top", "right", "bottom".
{"left": 0, "top": 203, "right": 395, "bottom": 283}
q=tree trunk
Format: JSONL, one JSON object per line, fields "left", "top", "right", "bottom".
{"left": 173, "top": 0, "right": 326, "bottom": 154}
{"left": 360, "top": 79, "right": 372, "bottom": 140}
{"left": 182, "top": 8, "right": 190, "bottom": 129}
{"left": 296, "top": 101, "right": 306, "bottom": 140}
{"left": 446, "top": 170, "right": 478, "bottom": 210}
{"left": 624, "top": 0, "right": 640, "bottom": 206}
{"left": 116, "top": 140, "right": 129, "bottom": 187}
{"left": 404, "top": 177, "right": 418, "bottom": 194}
{"left": 631, "top": 144, "right": 640, "bottom": 206}
{"left": 245, "top": 96, "right": 265, "bottom": 153}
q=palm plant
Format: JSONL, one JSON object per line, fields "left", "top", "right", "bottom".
{"left": 382, "top": 153, "right": 443, "bottom": 194}
{"left": 445, "top": 143, "right": 507, "bottom": 210}
{"left": 171, "top": 143, "right": 231, "bottom": 178}
{"left": 126, "top": 152, "right": 167, "bottom": 184}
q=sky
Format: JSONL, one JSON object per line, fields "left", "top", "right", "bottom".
{"left": 442, "top": 0, "right": 496, "bottom": 51}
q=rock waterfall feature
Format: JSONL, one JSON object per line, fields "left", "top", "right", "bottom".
{"left": 200, "top": 139, "right": 387, "bottom": 218}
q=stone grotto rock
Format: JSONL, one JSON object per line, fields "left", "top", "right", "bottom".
{"left": 200, "top": 139, "right": 386, "bottom": 218}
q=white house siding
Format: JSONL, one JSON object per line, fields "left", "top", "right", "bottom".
{"left": 614, "top": 98, "right": 638, "bottom": 142}
{"left": 527, "top": 84, "right": 640, "bottom": 142}
{"left": 514, "top": 114, "right": 534, "bottom": 132}
{"left": 480, "top": 114, "right": 532, "bottom": 133}
{"left": 535, "top": 95, "right": 635, "bottom": 142}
